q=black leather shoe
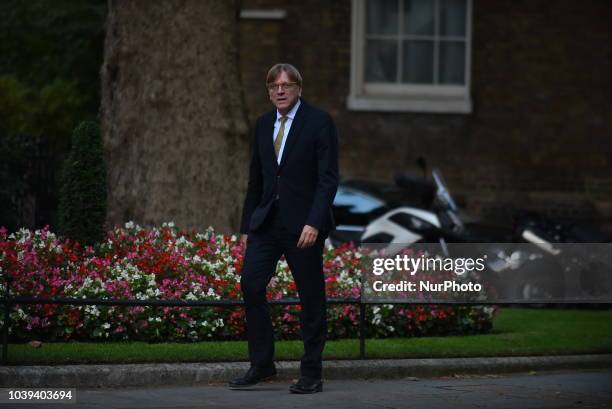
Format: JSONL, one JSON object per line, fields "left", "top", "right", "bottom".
{"left": 228, "top": 365, "right": 277, "bottom": 388}
{"left": 289, "top": 377, "right": 323, "bottom": 394}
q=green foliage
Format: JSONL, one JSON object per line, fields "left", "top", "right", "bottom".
{"left": 58, "top": 121, "right": 107, "bottom": 245}
{"left": 0, "top": 0, "right": 106, "bottom": 229}
{"left": 0, "top": 0, "right": 106, "bottom": 108}
{"left": 0, "top": 0, "right": 106, "bottom": 136}
{"left": 0, "top": 75, "right": 84, "bottom": 153}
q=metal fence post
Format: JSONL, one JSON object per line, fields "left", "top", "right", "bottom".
{"left": 359, "top": 302, "right": 366, "bottom": 359}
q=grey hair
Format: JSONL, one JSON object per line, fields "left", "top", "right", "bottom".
{"left": 266, "top": 63, "right": 303, "bottom": 87}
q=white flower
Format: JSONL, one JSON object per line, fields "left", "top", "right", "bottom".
{"left": 85, "top": 306, "right": 100, "bottom": 317}
{"left": 102, "top": 323, "right": 111, "bottom": 329}
{"left": 176, "top": 236, "right": 190, "bottom": 247}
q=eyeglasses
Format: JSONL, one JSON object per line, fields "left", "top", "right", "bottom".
{"left": 267, "top": 82, "right": 299, "bottom": 92}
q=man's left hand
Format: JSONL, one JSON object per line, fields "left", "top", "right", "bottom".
{"left": 297, "top": 225, "right": 319, "bottom": 248}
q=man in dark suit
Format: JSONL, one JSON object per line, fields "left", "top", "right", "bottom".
{"left": 229, "top": 63, "right": 339, "bottom": 394}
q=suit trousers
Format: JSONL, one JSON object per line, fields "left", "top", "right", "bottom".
{"left": 240, "top": 200, "right": 327, "bottom": 379}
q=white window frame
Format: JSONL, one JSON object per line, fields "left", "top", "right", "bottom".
{"left": 348, "top": 0, "right": 473, "bottom": 113}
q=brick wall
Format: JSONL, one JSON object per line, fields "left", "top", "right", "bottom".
{"left": 238, "top": 0, "right": 612, "bottom": 229}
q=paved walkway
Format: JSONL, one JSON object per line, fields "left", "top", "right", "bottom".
{"left": 6, "top": 370, "right": 612, "bottom": 409}
{"left": 3, "top": 355, "right": 612, "bottom": 388}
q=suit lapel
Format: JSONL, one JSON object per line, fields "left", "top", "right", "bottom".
{"left": 279, "top": 101, "right": 307, "bottom": 171}
{"left": 262, "top": 111, "right": 278, "bottom": 170}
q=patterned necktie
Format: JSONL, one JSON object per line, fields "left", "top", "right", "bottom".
{"left": 274, "top": 116, "right": 288, "bottom": 159}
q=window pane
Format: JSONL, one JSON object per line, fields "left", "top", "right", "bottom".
{"left": 439, "top": 41, "right": 465, "bottom": 84}
{"left": 367, "top": 0, "right": 398, "bottom": 35}
{"left": 366, "top": 39, "right": 398, "bottom": 82}
{"left": 402, "top": 0, "right": 434, "bottom": 35}
{"left": 439, "top": 0, "right": 466, "bottom": 37}
{"left": 401, "top": 40, "right": 433, "bottom": 83}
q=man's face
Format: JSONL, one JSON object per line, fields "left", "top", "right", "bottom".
{"left": 268, "top": 71, "right": 301, "bottom": 115}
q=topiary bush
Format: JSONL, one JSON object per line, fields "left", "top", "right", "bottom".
{"left": 58, "top": 121, "right": 106, "bottom": 245}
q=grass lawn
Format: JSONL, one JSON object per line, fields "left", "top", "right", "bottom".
{"left": 8, "top": 307, "right": 612, "bottom": 365}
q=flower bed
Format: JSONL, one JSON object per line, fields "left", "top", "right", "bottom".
{"left": 0, "top": 224, "right": 498, "bottom": 342}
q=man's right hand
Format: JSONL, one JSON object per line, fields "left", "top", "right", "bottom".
{"left": 240, "top": 234, "right": 248, "bottom": 250}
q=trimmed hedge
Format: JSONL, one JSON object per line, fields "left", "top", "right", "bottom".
{"left": 58, "top": 121, "right": 106, "bottom": 245}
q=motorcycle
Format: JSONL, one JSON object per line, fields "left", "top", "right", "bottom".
{"left": 331, "top": 159, "right": 612, "bottom": 304}
{"left": 514, "top": 212, "right": 612, "bottom": 304}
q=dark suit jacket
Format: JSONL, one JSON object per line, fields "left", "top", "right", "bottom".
{"left": 240, "top": 100, "right": 339, "bottom": 237}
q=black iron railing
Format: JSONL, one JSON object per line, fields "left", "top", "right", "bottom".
{"left": 1, "top": 276, "right": 513, "bottom": 365}
{"left": 1, "top": 278, "right": 365, "bottom": 365}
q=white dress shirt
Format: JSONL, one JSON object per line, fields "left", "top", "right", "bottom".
{"left": 273, "top": 99, "right": 301, "bottom": 164}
